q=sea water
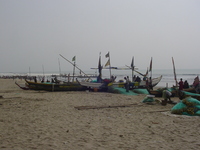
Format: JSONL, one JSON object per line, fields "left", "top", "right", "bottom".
{"left": 0, "top": 69, "right": 199, "bottom": 88}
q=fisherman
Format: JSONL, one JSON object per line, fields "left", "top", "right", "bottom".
{"left": 97, "top": 75, "right": 102, "bottom": 83}
{"left": 178, "top": 78, "right": 184, "bottom": 90}
{"left": 68, "top": 73, "right": 71, "bottom": 82}
{"left": 34, "top": 76, "right": 37, "bottom": 83}
{"left": 132, "top": 75, "right": 136, "bottom": 82}
{"left": 124, "top": 76, "right": 130, "bottom": 92}
{"left": 111, "top": 75, "right": 117, "bottom": 82}
{"left": 183, "top": 80, "right": 189, "bottom": 89}
{"left": 161, "top": 89, "right": 174, "bottom": 105}
{"left": 135, "top": 76, "right": 141, "bottom": 83}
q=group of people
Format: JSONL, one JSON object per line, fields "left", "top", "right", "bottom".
{"left": 178, "top": 78, "right": 189, "bottom": 90}
{"left": 162, "top": 78, "right": 189, "bottom": 105}
{"left": 162, "top": 77, "right": 199, "bottom": 105}
{"left": 132, "top": 75, "right": 141, "bottom": 83}
{"left": 124, "top": 76, "right": 153, "bottom": 92}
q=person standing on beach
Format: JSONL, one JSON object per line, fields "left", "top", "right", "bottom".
{"left": 183, "top": 80, "right": 189, "bottom": 89}
{"left": 178, "top": 78, "right": 184, "bottom": 90}
{"left": 124, "top": 76, "right": 129, "bottom": 92}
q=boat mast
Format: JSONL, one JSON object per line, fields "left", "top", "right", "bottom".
{"left": 98, "top": 52, "right": 102, "bottom": 78}
{"left": 58, "top": 58, "right": 61, "bottom": 77}
{"left": 172, "top": 57, "right": 178, "bottom": 86}
{"left": 59, "top": 54, "right": 91, "bottom": 80}
{"left": 42, "top": 65, "right": 44, "bottom": 76}
{"left": 105, "top": 52, "right": 111, "bottom": 79}
{"left": 131, "top": 57, "right": 134, "bottom": 82}
{"left": 149, "top": 57, "right": 153, "bottom": 79}
{"left": 29, "top": 67, "right": 31, "bottom": 76}
{"left": 72, "top": 56, "right": 76, "bottom": 82}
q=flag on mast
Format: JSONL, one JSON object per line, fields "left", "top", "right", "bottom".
{"left": 105, "top": 52, "right": 109, "bottom": 58}
{"left": 72, "top": 56, "right": 76, "bottom": 61}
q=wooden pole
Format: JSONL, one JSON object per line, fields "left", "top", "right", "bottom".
{"left": 59, "top": 54, "right": 91, "bottom": 80}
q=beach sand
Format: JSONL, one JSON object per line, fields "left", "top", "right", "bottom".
{"left": 0, "top": 79, "right": 200, "bottom": 150}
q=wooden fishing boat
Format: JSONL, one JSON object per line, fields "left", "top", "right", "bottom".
{"left": 15, "top": 81, "right": 30, "bottom": 90}
{"left": 76, "top": 78, "right": 111, "bottom": 91}
{"left": 108, "top": 75, "right": 163, "bottom": 89}
{"left": 25, "top": 79, "right": 86, "bottom": 91}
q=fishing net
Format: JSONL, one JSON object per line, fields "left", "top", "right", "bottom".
{"left": 171, "top": 97, "right": 200, "bottom": 116}
{"left": 142, "top": 95, "right": 155, "bottom": 103}
{"left": 182, "top": 91, "right": 200, "bottom": 97}
{"left": 108, "top": 87, "right": 138, "bottom": 95}
{"left": 133, "top": 89, "right": 149, "bottom": 94}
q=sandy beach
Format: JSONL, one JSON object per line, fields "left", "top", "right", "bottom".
{"left": 1, "top": 79, "right": 200, "bottom": 150}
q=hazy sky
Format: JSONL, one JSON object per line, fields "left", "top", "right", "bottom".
{"left": 0, "top": 0, "right": 200, "bottom": 73}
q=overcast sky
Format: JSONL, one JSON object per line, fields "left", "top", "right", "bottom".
{"left": 0, "top": 0, "right": 200, "bottom": 73}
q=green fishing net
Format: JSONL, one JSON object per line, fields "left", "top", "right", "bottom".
{"left": 171, "top": 97, "right": 200, "bottom": 116}
{"left": 109, "top": 87, "right": 138, "bottom": 95}
{"left": 133, "top": 89, "right": 149, "bottom": 94}
{"left": 142, "top": 95, "right": 155, "bottom": 103}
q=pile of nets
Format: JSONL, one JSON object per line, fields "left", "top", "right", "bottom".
{"left": 133, "top": 89, "right": 149, "bottom": 94}
{"left": 142, "top": 95, "right": 155, "bottom": 103}
{"left": 108, "top": 87, "right": 138, "bottom": 95}
{"left": 171, "top": 97, "right": 200, "bottom": 116}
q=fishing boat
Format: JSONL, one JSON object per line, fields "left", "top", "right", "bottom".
{"left": 76, "top": 78, "right": 113, "bottom": 91}
{"left": 108, "top": 75, "right": 163, "bottom": 89}
{"left": 25, "top": 79, "right": 86, "bottom": 91}
{"left": 15, "top": 81, "right": 30, "bottom": 90}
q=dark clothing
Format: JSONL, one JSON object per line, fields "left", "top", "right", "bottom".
{"left": 97, "top": 76, "right": 102, "bottom": 83}
{"left": 124, "top": 77, "right": 129, "bottom": 92}
{"left": 135, "top": 76, "right": 141, "bottom": 82}
{"left": 183, "top": 81, "right": 189, "bottom": 89}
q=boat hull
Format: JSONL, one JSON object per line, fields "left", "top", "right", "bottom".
{"left": 108, "top": 75, "right": 163, "bottom": 89}
{"left": 25, "top": 80, "right": 86, "bottom": 91}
